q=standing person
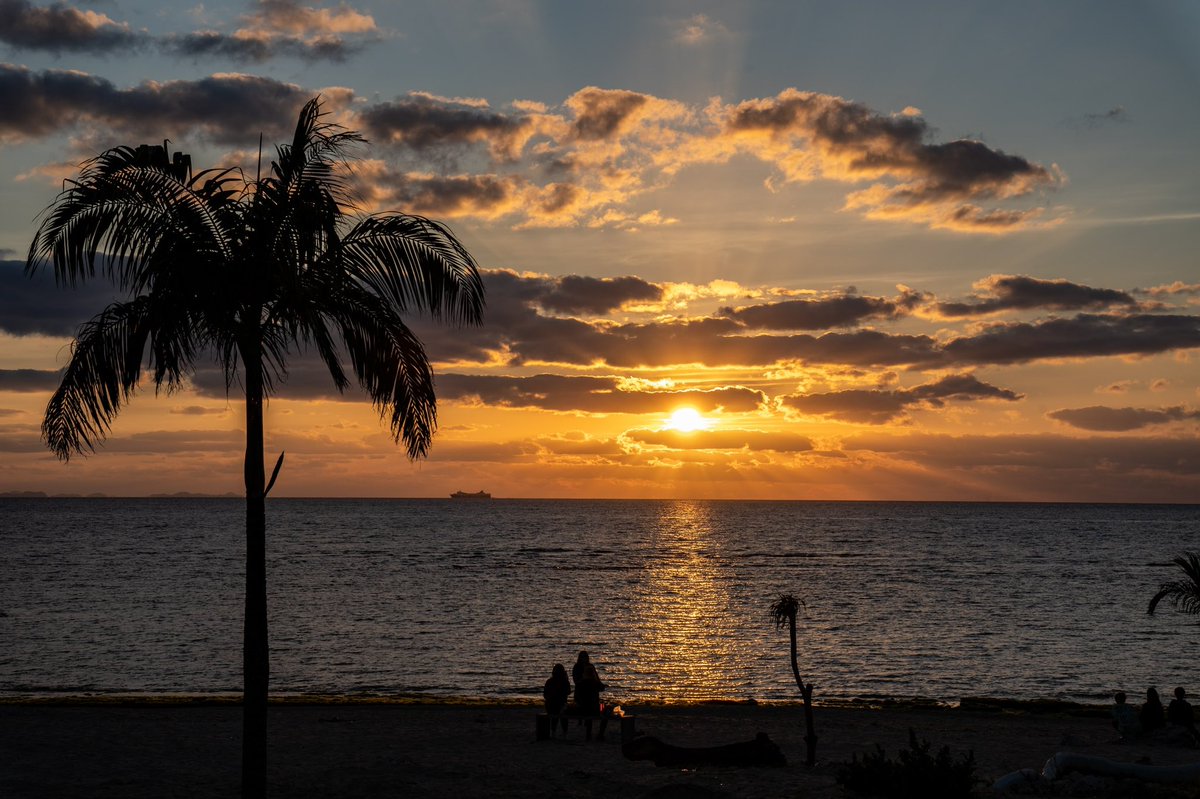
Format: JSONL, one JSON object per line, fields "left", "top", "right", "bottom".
{"left": 1167, "top": 686, "right": 1198, "bottom": 740}
{"left": 1140, "top": 686, "right": 1166, "bottom": 733}
{"left": 543, "top": 664, "right": 571, "bottom": 737}
{"left": 572, "top": 650, "right": 609, "bottom": 741}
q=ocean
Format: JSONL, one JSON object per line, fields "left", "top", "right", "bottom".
{"left": 1, "top": 499, "right": 1197, "bottom": 706}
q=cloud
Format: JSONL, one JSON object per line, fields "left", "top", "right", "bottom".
{"left": 0, "top": 1, "right": 378, "bottom": 62}
{"left": 242, "top": 0, "right": 376, "bottom": 36}
{"left": 161, "top": 29, "right": 363, "bottom": 63}
{"left": 934, "top": 275, "right": 1138, "bottom": 317}
{"left": 170, "top": 405, "right": 230, "bottom": 416}
{"left": 1066, "top": 106, "right": 1130, "bottom": 130}
{"left": 1047, "top": 405, "right": 1200, "bottom": 432}
{"left": 935, "top": 313, "right": 1200, "bottom": 366}
{"left": 843, "top": 432, "right": 1200, "bottom": 476}
{"left": 6, "top": 72, "right": 1062, "bottom": 232}
{"left": 357, "top": 92, "right": 531, "bottom": 159}
{"left": 0, "top": 64, "right": 322, "bottom": 145}
{"left": 567, "top": 87, "right": 652, "bottom": 141}
{"left": 406, "top": 270, "right": 1199, "bottom": 371}
{"left": 721, "top": 288, "right": 925, "bottom": 330}
{"left": 673, "top": 13, "right": 730, "bottom": 46}
{"left": 0, "top": 368, "right": 63, "bottom": 391}
{"left": 781, "top": 373, "right": 1022, "bottom": 423}
{"left": 1144, "top": 281, "right": 1200, "bottom": 297}
{"left": 537, "top": 275, "right": 663, "bottom": 315}
{"left": 720, "top": 89, "right": 1061, "bottom": 231}
{"left": 0, "top": 0, "right": 144, "bottom": 54}
{"left": 624, "top": 427, "right": 813, "bottom": 452}
{"left": 0, "top": 259, "right": 119, "bottom": 336}
{"left": 437, "top": 373, "right": 765, "bottom": 414}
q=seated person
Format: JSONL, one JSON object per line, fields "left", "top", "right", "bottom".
{"left": 1111, "top": 691, "right": 1140, "bottom": 739}
{"left": 543, "top": 663, "right": 570, "bottom": 737}
{"left": 1168, "top": 686, "right": 1198, "bottom": 741}
{"left": 1141, "top": 687, "right": 1166, "bottom": 733}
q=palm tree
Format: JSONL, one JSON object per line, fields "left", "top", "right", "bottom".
{"left": 1148, "top": 551, "right": 1200, "bottom": 618}
{"left": 770, "top": 593, "right": 817, "bottom": 766}
{"left": 26, "top": 98, "right": 485, "bottom": 797}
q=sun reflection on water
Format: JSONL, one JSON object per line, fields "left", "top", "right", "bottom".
{"left": 623, "top": 500, "right": 749, "bottom": 701}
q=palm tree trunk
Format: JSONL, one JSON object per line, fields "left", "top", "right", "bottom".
{"left": 789, "top": 617, "right": 817, "bottom": 767}
{"left": 242, "top": 334, "right": 268, "bottom": 798}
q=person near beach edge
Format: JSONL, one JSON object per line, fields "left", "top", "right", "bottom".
{"left": 1168, "top": 686, "right": 1198, "bottom": 741}
{"left": 571, "top": 650, "right": 609, "bottom": 741}
{"left": 1141, "top": 686, "right": 1166, "bottom": 733}
{"left": 1111, "top": 691, "right": 1139, "bottom": 739}
{"left": 543, "top": 664, "right": 570, "bottom": 737}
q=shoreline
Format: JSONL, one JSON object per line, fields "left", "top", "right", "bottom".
{"left": 3, "top": 700, "right": 1194, "bottom": 798}
{"left": 0, "top": 693, "right": 1111, "bottom": 715}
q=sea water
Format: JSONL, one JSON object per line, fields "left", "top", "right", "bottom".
{"left": 1, "top": 499, "right": 1197, "bottom": 705}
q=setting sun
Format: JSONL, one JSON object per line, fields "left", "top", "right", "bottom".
{"left": 664, "top": 407, "right": 710, "bottom": 432}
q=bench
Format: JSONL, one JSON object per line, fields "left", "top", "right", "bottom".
{"left": 536, "top": 712, "right": 637, "bottom": 743}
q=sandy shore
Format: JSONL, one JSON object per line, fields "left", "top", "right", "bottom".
{"left": 3, "top": 700, "right": 1198, "bottom": 797}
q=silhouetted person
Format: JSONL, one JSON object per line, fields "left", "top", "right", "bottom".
{"left": 543, "top": 663, "right": 570, "bottom": 737}
{"left": 572, "top": 650, "right": 609, "bottom": 741}
{"left": 1111, "top": 691, "right": 1139, "bottom": 739}
{"left": 1141, "top": 686, "right": 1166, "bottom": 732}
{"left": 1168, "top": 686, "right": 1198, "bottom": 740}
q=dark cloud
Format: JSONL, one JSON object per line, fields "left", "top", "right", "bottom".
{"left": 624, "top": 427, "right": 813, "bottom": 452}
{"left": 356, "top": 166, "right": 522, "bottom": 217}
{"left": 569, "top": 87, "right": 649, "bottom": 140}
{"left": 936, "top": 275, "right": 1138, "bottom": 317}
{"left": 0, "top": 64, "right": 311, "bottom": 144}
{"left": 936, "top": 313, "right": 1200, "bottom": 366}
{"left": 721, "top": 289, "right": 924, "bottom": 330}
{"left": 843, "top": 432, "right": 1200, "bottom": 476}
{"left": 162, "top": 31, "right": 361, "bottom": 63}
{"left": 781, "top": 374, "right": 1022, "bottom": 423}
{"left": 437, "top": 373, "right": 765, "bottom": 414}
{"left": 0, "top": 424, "right": 43, "bottom": 452}
{"left": 0, "top": 368, "right": 63, "bottom": 391}
{"left": 715, "top": 89, "right": 1056, "bottom": 230}
{"left": 1067, "top": 106, "right": 1130, "bottom": 130}
{"left": 415, "top": 272, "right": 1200, "bottom": 370}
{"left": 538, "top": 275, "right": 662, "bottom": 315}
{"left": 0, "top": 1, "right": 373, "bottom": 62}
{"left": 0, "top": 259, "right": 120, "bottom": 336}
{"left": 358, "top": 93, "right": 526, "bottom": 154}
{"left": 170, "top": 405, "right": 230, "bottom": 416}
{"left": 0, "top": 0, "right": 144, "bottom": 54}
{"left": 1047, "top": 405, "right": 1200, "bottom": 432}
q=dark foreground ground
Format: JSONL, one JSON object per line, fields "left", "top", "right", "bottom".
{"left": 3, "top": 701, "right": 1199, "bottom": 797}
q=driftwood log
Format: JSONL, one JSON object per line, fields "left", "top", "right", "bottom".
{"left": 622, "top": 733, "right": 787, "bottom": 768}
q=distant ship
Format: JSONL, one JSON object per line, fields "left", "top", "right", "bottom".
{"left": 450, "top": 490, "right": 491, "bottom": 499}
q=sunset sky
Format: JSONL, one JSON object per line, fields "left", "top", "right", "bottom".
{"left": 1, "top": 0, "right": 1198, "bottom": 500}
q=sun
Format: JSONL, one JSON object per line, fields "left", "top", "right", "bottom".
{"left": 664, "top": 407, "right": 710, "bottom": 432}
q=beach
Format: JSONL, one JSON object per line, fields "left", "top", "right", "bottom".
{"left": 4, "top": 700, "right": 1199, "bottom": 797}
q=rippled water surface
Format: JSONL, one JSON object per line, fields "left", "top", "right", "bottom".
{"left": 2, "top": 499, "right": 1197, "bottom": 704}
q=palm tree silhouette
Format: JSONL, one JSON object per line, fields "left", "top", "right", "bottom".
{"left": 1148, "top": 551, "right": 1200, "bottom": 618}
{"left": 770, "top": 592, "right": 818, "bottom": 766}
{"left": 26, "top": 97, "right": 484, "bottom": 796}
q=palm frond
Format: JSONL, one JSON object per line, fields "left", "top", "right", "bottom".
{"left": 1148, "top": 552, "right": 1200, "bottom": 616}
{"left": 336, "top": 214, "right": 485, "bottom": 324}
{"left": 27, "top": 147, "right": 238, "bottom": 295}
{"left": 333, "top": 291, "right": 437, "bottom": 458}
{"left": 43, "top": 298, "right": 154, "bottom": 459}
{"left": 771, "top": 593, "right": 804, "bottom": 629}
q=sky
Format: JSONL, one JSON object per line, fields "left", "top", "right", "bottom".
{"left": 0, "top": 0, "right": 1198, "bottom": 500}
